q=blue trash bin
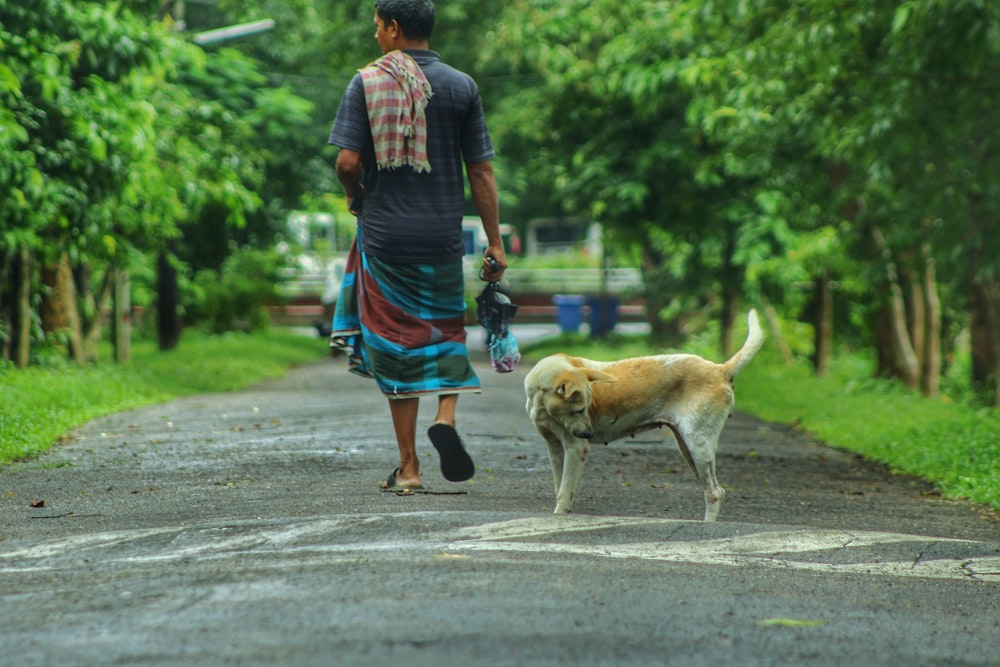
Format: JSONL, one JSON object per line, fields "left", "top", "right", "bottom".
{"left": 552, "top": 294, "right": 585, "bottom": 333}
{"left": 587, "top": 296, "right": 620, "bottom": 337}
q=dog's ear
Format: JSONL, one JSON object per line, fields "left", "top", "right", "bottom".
{"left": 555, "top": 377, "right": 586, "bottom": 401}
{"left": 584, "top": 369, "right": 616, "bottom": 385}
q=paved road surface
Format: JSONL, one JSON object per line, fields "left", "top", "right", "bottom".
{"left": 2, "top": 326, "right": 998, "bottom": 666}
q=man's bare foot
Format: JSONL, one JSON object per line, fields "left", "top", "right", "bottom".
{"left": 379, "top": 468, "right": 424, "bottom": 491}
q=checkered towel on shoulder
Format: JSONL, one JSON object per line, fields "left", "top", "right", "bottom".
{"left": 360, "top": 50, "right": 433, "bottom": 174}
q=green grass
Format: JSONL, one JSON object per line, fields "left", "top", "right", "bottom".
{"left": 0, "top": 329, "right": 328, "bottom": 462}
{"left": 521, "top": 333, "right": 1000, "bottom": 511}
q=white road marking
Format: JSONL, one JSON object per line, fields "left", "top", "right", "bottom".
{"left": 445, "top": 516, "right": 999, "bottom": 582}
{"left": 0, "top": 527, "right": 173, "bottom": 559}
{"left": 1, "top": 514, "right": 995, "bottom": 583}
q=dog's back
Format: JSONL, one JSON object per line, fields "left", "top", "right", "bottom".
{"left": 526, "top": 310, "right": 764, "bottom": 434}
{"left": 568, "top": 309, "right": 764, "bottom": 425}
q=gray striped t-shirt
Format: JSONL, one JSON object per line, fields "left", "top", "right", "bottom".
{"left": 329, "top": 49, "right": 495, "bottom": 264}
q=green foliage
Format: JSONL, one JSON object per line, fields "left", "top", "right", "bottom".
{"left": 185, "top": 246, "right": 290, "bottom": 334}
{"left": 4, "top": 0, "right": 1000, "bottom": 405}
{"left": 0, "top": 329, "right": 327, "bottom": 462}
{"left": 0, "top": 2, "right": 318, "bottom": 352}
{"left": 483, "top": 0, "right": 1000, "bottom": 374}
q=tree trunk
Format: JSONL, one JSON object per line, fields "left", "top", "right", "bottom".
{"left": 83, "top": 265, "right": 115, "bottom": 362}
{"left": 640, "top": 247, "right": 684, "bottom": 346}
{"left": 885, "top": 278, "right": 920, "bottom": 390}
{"left": 14, "top": 246, "right": 32, "bottom": 368}
{"left": 157, "top": 250, "right": 181, "bottom": 351}
{"left": 720, "top": 288, "right": 738, "bottom": 359}
{"left": 719, "top": 234, "right": 739, "bottom": 358}
{"left": 0, "top": 250, "right": 9, "bottom": 362}
{"left": 40, "top": 253, "right": 85, "bottom": 362}
{"left": 873, "top": 306, "right": 894, "bottom": 378}
{"left": 907, "top": 273, "right": 925, "bottom": 375}
{"left": 113, "top": 269, "right": 132, "bottom": 363}
{"left": 968, "top": 250, "right": 1000, "bottom": 406}
{"left": 811, "top": 269, "right": 832, "bottom": 376}
{"left": 871, "top": 227, "right": 919, "bottom": 389}
{"left": 920, "top": 244, "right": 941, "bottom": 398}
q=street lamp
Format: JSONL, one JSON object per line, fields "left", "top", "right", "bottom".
{"left": 193, "top": 19, "right": 275, "bottom": 45}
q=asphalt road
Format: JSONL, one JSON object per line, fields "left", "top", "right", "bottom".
{"left": 2, "top": 326, "right": 999, "bottom": 666}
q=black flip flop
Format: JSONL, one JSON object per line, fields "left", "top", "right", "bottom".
{"left": 428, "top": 423, "right": 475, "bottom": 482}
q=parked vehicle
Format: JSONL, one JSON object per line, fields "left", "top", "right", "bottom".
{"left": 461, "top": 217, "right": 521, "bottom": 259}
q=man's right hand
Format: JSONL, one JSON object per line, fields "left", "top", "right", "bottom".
{"left": 481, "top": 249, "right": 507, "bottom": 283}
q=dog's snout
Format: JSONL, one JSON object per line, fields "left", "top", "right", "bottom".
{"left": 573, "top": 427, "right": 593, "bottom": 439}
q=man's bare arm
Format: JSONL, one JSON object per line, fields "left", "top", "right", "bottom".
{"left": 467, "top": 160, "right": 506, "bottom": 281}
{"left": 336, "top": 148, "right": 364, "bottom": 215}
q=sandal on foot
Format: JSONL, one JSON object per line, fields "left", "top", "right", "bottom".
{"left": 428, "top": 423, "right": 475, "bottom": 482}
{"left": 379, "top": 468, "right": 427, "bottom": 493}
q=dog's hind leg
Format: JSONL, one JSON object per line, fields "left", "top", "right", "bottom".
{"left": 694, "top": 458, "right": 725, "bottom": 522}
{"left": 669, "top": 424, "right": 726, "bottom": 522}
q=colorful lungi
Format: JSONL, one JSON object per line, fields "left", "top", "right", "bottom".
{"left": 330, "top": 234, "right": 480, "bottom": 398}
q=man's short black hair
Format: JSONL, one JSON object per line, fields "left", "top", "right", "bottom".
{"left": 375, "top": 0, "right": 435, "bottom": 41}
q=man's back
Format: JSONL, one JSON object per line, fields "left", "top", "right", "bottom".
{"left": 329, "top": 50, "right": 494, "bottom": 264}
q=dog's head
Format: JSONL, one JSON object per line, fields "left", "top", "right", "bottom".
{"left": 538, "top": 365, "right": 616, "bottom": 440}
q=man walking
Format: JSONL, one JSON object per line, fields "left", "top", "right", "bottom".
{"left": 329, "top": 0, "right": 507, "bottom": 491}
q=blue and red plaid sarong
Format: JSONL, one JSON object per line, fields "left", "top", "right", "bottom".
{"left": 330, "top": 234, "right": 480, "bottom": 398}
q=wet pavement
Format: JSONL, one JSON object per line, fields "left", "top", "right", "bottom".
{"left": 2, "top": 325, "right": 999, "bottom": 666}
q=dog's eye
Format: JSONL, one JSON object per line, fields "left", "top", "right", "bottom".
{"left": 575, "top": 408, "right": 587, "bottom": 415}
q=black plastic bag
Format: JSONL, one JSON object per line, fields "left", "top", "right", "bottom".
{"left": 475, "top": 281, "right": 520, "bottom": 373}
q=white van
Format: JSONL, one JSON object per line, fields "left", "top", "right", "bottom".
{"left": 461, "top": 217, "right": 521, "bottom": 258}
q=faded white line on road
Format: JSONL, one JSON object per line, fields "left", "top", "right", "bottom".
{"left": 0, "top": 527, "right": 174, "bottom": 560}
{"left": 1, "top": 513, "right": 995, "bottom": 582}
{"left": 450, "top": 538, "right": 1000, "bottom": 582}
{"left": 446, "top": 516, "right": 998, "bottom": 582}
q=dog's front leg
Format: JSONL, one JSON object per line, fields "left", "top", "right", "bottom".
{"left": 540, "top": 430, "right": 566, "bottom": 501}
{"left": 553, "top": 439, "right": 590, "bottom": 513}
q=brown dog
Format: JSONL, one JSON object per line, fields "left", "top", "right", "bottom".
{"left": 524, "top": 310, "right": 764, "bottom": 521}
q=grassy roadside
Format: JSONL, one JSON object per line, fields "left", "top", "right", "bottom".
{"left": 520, "top": 332, "right": 1000, "bottom": 512}
{"left": 0, "top": 329, "right": 328, "bottom": 463}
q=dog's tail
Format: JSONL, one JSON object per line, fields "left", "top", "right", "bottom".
{"left": 722, "top": 309, "right": 764, "bottom": 380}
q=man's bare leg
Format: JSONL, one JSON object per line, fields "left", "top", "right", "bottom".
{"left": 434, "top": 393, "right": 458, "bottom": 427}
{"left": 387, "top": 396, "right": 421, "bottom": 487}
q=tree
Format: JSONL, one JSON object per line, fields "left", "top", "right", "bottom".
{"left": 0, "top": 2, "right": 305, "bottom": 359}
{"left": 1, "top": 0, "right": 178, "bottom": 363}
{"left": 483, "top": 0, "right": 791, "bottom": 349}
{"left": 485, "top": 0, "right": 1000, "bottom": 407}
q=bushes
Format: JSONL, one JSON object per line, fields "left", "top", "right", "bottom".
{"left": 186, "top": 247, "right": 289, "bottom": 334}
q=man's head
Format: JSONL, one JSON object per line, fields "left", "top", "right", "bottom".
{"left": 375, "top": 0, "right": 435, "bottom": 43}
